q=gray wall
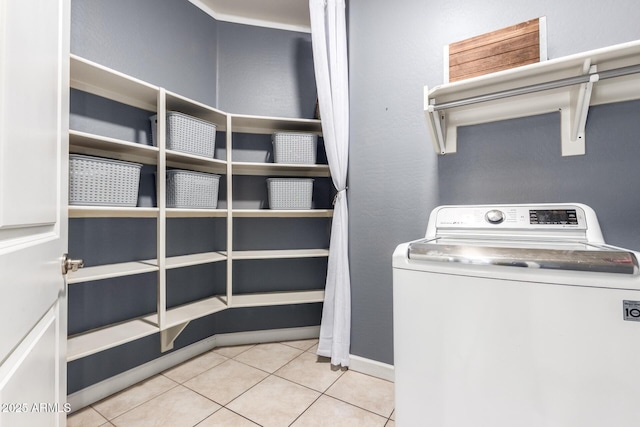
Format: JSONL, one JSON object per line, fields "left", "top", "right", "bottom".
{"left": 69, "top": 0, "right": 324, "bottom": 394}
{"left": 348, "top": 0, "right": 640, "bottom": 365}
{"left": 71, "top": 0, "right": 219, "bottom": 106}
{"left": 217, "top": 22, "right": 317, "bottom": 118}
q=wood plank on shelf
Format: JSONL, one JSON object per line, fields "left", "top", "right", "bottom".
{"left": 69, "top": 206, "right": 159, "bottom": 218}
{"left": 144, "top": 296, "right": 227, "bottom": 329}
{"left": 231, "top": 114, "right": 322, "bottom": 135}
{"left": 232, "top": 209, "right": 333, "bottom": 218}
{"left": 67, "top": 319, "right": 158, "bottom": 362}
{"left": 69, "top": 130, "right": 159, "bottom": 165}
{"left": 67, "top": 260, "right": 158, "bottom": 284}
{"left": 70, "top": 54, "right": 158, "bottom": 111}
{"left": 231, "top": 290, "right": 325, "bottom": 308}
{"left": 229, "top": 249, "right": 329, "bottom": 260}
{"left": 232, "top": 161, "right": 330, "bottom": 177}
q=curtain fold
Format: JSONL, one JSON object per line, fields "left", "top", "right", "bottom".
{"left": 309, "top": 0, "right": 351, "bottom": 367}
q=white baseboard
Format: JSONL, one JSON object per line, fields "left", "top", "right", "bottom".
{"left": 349, "top": 354, "right": 395, "bottom": 383}
{"left": 67, "top": 325, "right": 320, "bottom": 413}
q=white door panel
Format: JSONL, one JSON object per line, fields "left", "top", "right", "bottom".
{"left": 0, "top": 0, "right": 61, "bottom": 227}
{"left": 0, "top": 304, "right": 65, "bottom": 427}
{"left": 0, "top": 0, "right": 70, "bottom": 425}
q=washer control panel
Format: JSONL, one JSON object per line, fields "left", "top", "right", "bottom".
{"left": 427, "top": 204, "right": 604, "bottom": 244}
{"left": 434, "top": 205, "right": 588, "bottom": 230}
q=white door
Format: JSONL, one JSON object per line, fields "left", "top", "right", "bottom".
{"left": 0, "top": 0, "right": 70, "bottom": 426}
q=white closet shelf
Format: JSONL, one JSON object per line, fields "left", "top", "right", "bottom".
{"left": 165, "top": 208, "right": 227, "bottom": 218}
{"left": 231, "top": 114, "right": 322, "bottom": 135}
{"left": 166, "top": 150, "right": 227, "bottom": 174}
{"left": 144, "top": 296, "right": 228, "bottom": 329}
{"left": 230, "top": 290, "right": 325, "bottom": 308}
{"left": 146, "top": 252, "right": 227, "bottom": 269}
{"left": 69, "top": 206, "right": 159, "bottom": 218}
{"left": 425, "top": 39, "right": 640, "bottom": 156}
{"left": 69, "top": 130, "right": 159, "bottom": 165}
{"left": 228, "top": 249, "right": 330, "bottom": 260}
{"left": 165, "top": 91, "right": 228, "bottom": 132}
{"left": 69, "top": 54, "right": 331, "bottom": 359}
{"left": 232, "top": 161, "right": 330, "bottom": 177}
{"left": 70, "top": 54, "right": 158, "bottom": 111}
{"left": 68, "top": 253, "right": 226, "bottom": 285}
{"left": 67, "top": 319, "right": 158, "bottom": 362}
{"left": 67, "top": 260, "right": 158, "bottom": 284}
{"left": 233, "top": 209, "right": 333, "bottom": 218}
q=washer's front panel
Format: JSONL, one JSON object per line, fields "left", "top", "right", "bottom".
{"left": 393, "top": 268, "right": 640, "bottom": 427}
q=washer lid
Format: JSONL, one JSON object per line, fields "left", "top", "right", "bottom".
{"left": 408, "top": 238, "right": 640, "bottom": 275}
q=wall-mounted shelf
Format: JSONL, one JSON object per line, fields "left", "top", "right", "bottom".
{"left": 425, "top": 39, "right": 640, "bottom": 156}
{"left": 230, "top": 114, "right": 322, "bottom": 135}
{"left": 232, "top": 209, "right": 333, "bottom": 218}
{"left": 67, "top": 319, "right": 159, "bottom": 362}
{"left": 70, "top": 54, "right": 158, "bottom": 111}
{"left": 69, "top": 206, "right": 160, "bottom": 218}
{"left": 232, "top": 161, "right": 330, "bottom": 177}
{"left": 67, "top": 260, "right": 158, "bottom": 284}
{"left": 230, "top": 290, "right": 326, "bottom": 308}
{"left": 144, "top": 296, "right": 228, "bottom": 329}
{"left": 70, "top": 130, "right": 159, "bottom": 165}
{"left": 229, "top": 249, "right": 330, "bottom": 260}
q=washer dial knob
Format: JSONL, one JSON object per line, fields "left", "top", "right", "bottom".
{"left": 485, "top": 209, "right": 505, "bottom": 224}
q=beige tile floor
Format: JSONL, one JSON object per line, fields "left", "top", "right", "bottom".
{"left": 68, "top": 339, "right": 395, "bottom": 427}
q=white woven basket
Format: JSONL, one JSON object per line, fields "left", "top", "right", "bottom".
{"left": 267, "top": 178, "right": 313, "bottom": 209}
{"left": 166, "top": 170, "right": 220, "bottom": 209}
{"left": 272, "top": 132, "right": 317, "bottom": 164}
{"left": 69, "top": 155, "right": 142, "bottom": 206}
{"left": 150, "top": 111, "right": 216, "bottom": 158}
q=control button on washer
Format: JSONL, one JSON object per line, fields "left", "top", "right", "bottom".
{"left": 485, "top": 209, "right": 505, "bottom": 224}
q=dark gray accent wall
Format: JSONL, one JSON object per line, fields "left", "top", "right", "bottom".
{"left": 71, "top": 0, "right": 218, "bottom": 106}
{"left": 217, "top": 22, "right": 317, "bottom": 118}
{"left": 69, "top": 0, "right": 325, "bottom": 394}
{"left": 348, "top": 0, "right": 640, "bottom": 365}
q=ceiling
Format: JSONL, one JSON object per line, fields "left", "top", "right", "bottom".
{"left": 189, "top": 0, "right": 311, "bottom": 33}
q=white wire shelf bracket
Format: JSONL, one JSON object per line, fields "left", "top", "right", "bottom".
{"left": 425, "top": 39, "right": 640, "bottom": 156}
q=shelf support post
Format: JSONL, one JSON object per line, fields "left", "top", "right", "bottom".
{"left": 157, "top": 89, "right": 167, "bottom": 330}
{"left": 160, "top": 322, "right": 189, "bottom": 352}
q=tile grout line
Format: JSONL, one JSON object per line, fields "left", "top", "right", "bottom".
{"left": 75, "top": 340, "right": 393, "bottom": 427}
{"left": 92, "top": 379, "right": 181, "bottom": 423}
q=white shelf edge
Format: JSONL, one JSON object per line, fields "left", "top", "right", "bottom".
{"left": 69, "top": 129, "right": 159, "bottom": 165}
{"left": 230, "top": 290, "right": 325, "bottom": 308}
{"left": 232, "top": 209, "right": 333, "bottom": 218}
{"left": 166, "top": 150, "right": 227, "bottom": 174}
{"left": 228, "top": 249, "right": 329, "bottom": 260}
{"left": 69, "top": 206, "right": 159, "bottom": 218}
{"left": 144, "top": 296, "right": 228, "bottom": 329}
{"left": 70, "top": 54, "right": 159, "bottom": 111}
{"left": 161, "top": 252, "right": 227, "bottom": 269}
{"left": 164, "top": 91, "right": 228, "bottom": 130}
{"left": 67, "top": 319, "right": 159, "bottom": 362}
{"left": 165, "top": 208, "right": 228, "bottom": 218}
{"left": 67, "top": 260, "right": 158, "bottom": 284}
{"left": 230, "top": 113, "right": 322, "bottom": 135}
{"left": 232, "top": 161, "right": 331, "bottom": 177}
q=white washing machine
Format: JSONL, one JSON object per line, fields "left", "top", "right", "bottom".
{"left": 393, "top": 203, "right": 640, "bottom": 427}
